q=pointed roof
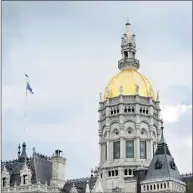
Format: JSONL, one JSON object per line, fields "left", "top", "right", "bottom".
{"left": 144, "top": 120, "right": 182, "bottom": 181}
{"left": 19, "top": 142, "right": 28, "bottom": 162}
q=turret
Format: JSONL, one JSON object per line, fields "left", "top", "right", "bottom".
{"left": 50, "top": 149, "right": 66, "bottom": 189}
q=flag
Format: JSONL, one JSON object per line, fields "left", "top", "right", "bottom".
{"left": 26, "top": 82, "right": 34, "bottom": 94}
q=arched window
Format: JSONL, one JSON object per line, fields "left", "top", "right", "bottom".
{"left": 132, "top": 106, "right": 135, "bottom": 112}
{"left": 146, "top": 108, "right": 148, "bottom": 114}
{"left": 154, "top": 184, "right": 156, "bottom": 190}
{"left": 108, "top": 171, "right": 111, "bottom": 177}
{"left": 124, "top": 169, "right": 127, "bottom": 175}
{"left": 114, "top": 108, "right": 116, "bottom": 114}
{"left": 150, "top": 185, "right": 152, "bottom": 190}
{"left": 112, "top": 171, "right": 114, "bottom": 176}
{"left": 128, "top": 106, "right": 131, "bottom": 112}
{"left": 164, "top": 183, "right": 166, "bottom": 189}
{"left": 140, "top": 107, "right": 142, "bottom": 113}
{"left": 157, "top": 184, "right": 159, "bottom": 190}
{"left": 129, "top": 169, "right": 132, "bottom": 175}
{"left": 147, "top": 185, "right": 149, "bottom": 191}
{"left": 124, "top": 106, "right": 127, "bottom": 113}
{"left": 161, "top": 183, "right": 163, "bottom": 189}
{"left": 143, "top": 108, "right": 145, "bottom": 113}
{"left": 115, "top": 170, "right": 118, "bottom": 176}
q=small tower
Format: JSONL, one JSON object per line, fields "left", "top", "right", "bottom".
{"left": 118, "top": 21, "right": 140, "bottom": 70}
{"left": 50, "top": 150, "right": 66, "bottom": 189}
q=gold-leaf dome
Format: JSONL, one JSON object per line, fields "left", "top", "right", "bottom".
{"left": 103, "top": 68, "right": 155, "bottom": 101}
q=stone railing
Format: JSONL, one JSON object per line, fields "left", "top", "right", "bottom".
{"left": 2, "top": 183, "right": 59, "bottom": 192}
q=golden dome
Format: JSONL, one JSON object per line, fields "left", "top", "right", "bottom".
{"left": 103, "top": 68, "right": 156, "bottom": 101}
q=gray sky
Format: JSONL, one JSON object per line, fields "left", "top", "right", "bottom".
{"left": 2, "top": 1, "right": 192, "bottom": 179}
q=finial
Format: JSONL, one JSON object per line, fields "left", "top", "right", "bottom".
{"left": 106, "top": 87, "right": 110, "bottom": 98}
{"left": 156, "top": 90, "right": 159, "bottom": 101}
{"left": 135, "top": 84, "right": 139, "bottom": 94}
{"left": 149, "top": 87, "right": 152, "bottom": 97}
{"left": 119, "top": 84, "right": 123, "bottom": 95}
{"left": 99, "top": 92, "right": 102, "bottom": 102}
{"left": 126, "top": 18, "right": 131, "bottom": 26}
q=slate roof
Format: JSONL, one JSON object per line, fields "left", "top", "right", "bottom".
{"left": 1, "top": 142, "right": 52, "bottom": 186}
{"left": 145, "top": 122, "right": 182, "bottom": 181}
{"left": 62, "top": 176, "right": 97, "bottom": 193}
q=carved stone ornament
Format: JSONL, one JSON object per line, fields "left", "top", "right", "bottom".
{"left": 154, "top": 158, "right": 162, "bottom": 169}
{"left": 70, "top": 183, "right": 78, "bottom": 193}
{"left": 135, "top": 84, "right": 139, "bottom": 94}
{"left": 106, "top": 87, "right": 110, "bottom": 98}
{"left": 113, "top": 186, "right": 122, "bottom": 193}
{"left": 119, "top": 84, "right": 123, "bottom": 95}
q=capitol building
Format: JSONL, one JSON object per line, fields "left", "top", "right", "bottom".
{"left": 1, "top": 21, "right": 192, "bottom": 193}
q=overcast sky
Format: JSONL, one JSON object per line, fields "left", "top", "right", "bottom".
{"left": 2, "top": 1, "right": 192, "bottom": 179}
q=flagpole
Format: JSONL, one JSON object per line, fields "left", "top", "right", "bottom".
{"left": 24, "top": 74, "right": 28, "bottom": 132}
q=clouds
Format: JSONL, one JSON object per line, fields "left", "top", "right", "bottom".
{"left": 2, "top": 1, "right": 192, "bottom": 178}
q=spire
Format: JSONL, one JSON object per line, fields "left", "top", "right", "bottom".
{"left": 159, "top": 119, "right": 166, "bottom": 144}
{"left": 19, "top": 142, "right": 28, "bottom": 162}
{"left": 118, "top": 20, "right": 140, "bottom": 71}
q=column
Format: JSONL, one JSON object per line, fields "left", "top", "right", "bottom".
{"left": 149, "top": 140, "right": 153, "bottom": 160}
{"left": 107, "top": 141, "right": 110, "bottom": 161}
{"left": 120, "top": 138, "right": 125, "bottom": 159}
{"left": 136, "top": 137, "right": 140, "bottom": 161}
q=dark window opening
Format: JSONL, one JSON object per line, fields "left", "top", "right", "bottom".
{"left": 111, "top": 110, "right": 113, "bottom": 115}
{"left": 143, "top": 109, "right": 145, "bottom": 113}
{"left": 147, "top": 186, "right": 149, "bottom": 191}
{"left": 108, "top": 171, "right": 111, "bottom": 177}
{"left": 115, "top": 170, "right": 118, "bottom": 176}
{"left": 2, "top": 178, "right": 6, "bottom": 187}
{"left": 23, "top": 175, "right": 27, "bottom": 184}
{"left": 146, "top": 109, "right": 148, "bottom": 114}
{"left": 101, "top": 173, "right": 103, "bottom": 178}
{"left": 132, "top": 107, "right": 134, "bottom": 112}
{"left": 161, "top": 184, "right": 163, "bottom": 189}
{"left": 124, "top": 51, "right": 128, "bottom": 59}
{"left": 124, "top": 169, "right": 127, "bottom": 175}
{"left": 150, "top": 185, "right": 152, "bottom": 190}
{"left": 140, "top": 108, "right": 142, "bottom": 113}
{"left": 157, "top": 184, "right": 159, "bottom": 190}
{"left": 114, "top": 109, "right": 116, "bottom": 114}
{"left": 129, "top": 169, "right": 132, "bottom": 175}
{"left": 124, "top": 107, "right": 127, "bottom": 113}
{"left": 117, "top": 109, "right": 119, "bottom": 113}
{"left": 128, "top": 107, "right": 131, "bottom": 112}
{"left": 154, "top": 185, "right": 156, "bottom": 190}
{"left": 112, "top": 171, "right": 115, "bottom": 176}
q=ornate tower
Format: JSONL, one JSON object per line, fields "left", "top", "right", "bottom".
{"left": 98, "top": 21, "right": 162, "bottom": 192}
